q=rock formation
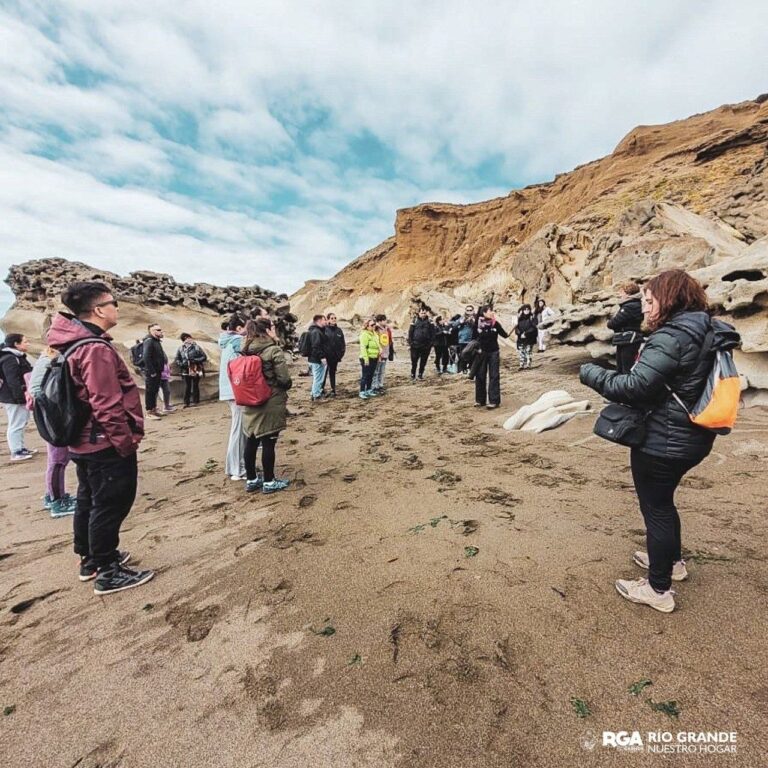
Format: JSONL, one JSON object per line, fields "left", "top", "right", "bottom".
{"left": 291, "top": 95, "right": 768, "bottom": 396}
{"left": 2, "top": 259, "right": 298, "bottom": 400}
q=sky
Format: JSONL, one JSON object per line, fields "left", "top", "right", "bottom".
{"left": 1, "top": 0, "right": 767, "bottom": 317}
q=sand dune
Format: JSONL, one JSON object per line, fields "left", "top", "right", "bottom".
{"left": 1, "top": 349, "right": 767, "bottom": 767}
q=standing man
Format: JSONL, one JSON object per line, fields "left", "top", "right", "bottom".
{"left": 0, "top": 333, "right": 35, "bottom": 461}
{"left": 142, "top": 324, "right": 167, "bottom": 420}
{"left": 47, "top": 281, "right": 154, "bottom": 594}
{"left": 307, "top": 315, "right": 328, "bottom": 402}
{"left": 323, "top": 313, "right": 346, "bottom": 397}
{"left": 454, "top": 306, "right": 476, "bottom": 374}
{"left": 407, "top": 308, "right": 434, "bottom": 380}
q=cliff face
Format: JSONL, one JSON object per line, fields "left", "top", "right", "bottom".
{"left": 1, "top": 259, "right": 298, "bottom": 400}
{"left": 292, "top": 96, "right": 768, "bottom": 323}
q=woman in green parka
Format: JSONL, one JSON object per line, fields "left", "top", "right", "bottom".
{"left": 358, "top": 318, "right": 381, "bottom": 400}
{"left": 241, "top": 318, "right": 292, "bottom": 494}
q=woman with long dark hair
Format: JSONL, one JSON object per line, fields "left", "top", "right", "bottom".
{"left": 240, "top": 318, "right": 292, "bottom": 494}
{"left": 580, "top": 269, "right": 739, "bottom": 613}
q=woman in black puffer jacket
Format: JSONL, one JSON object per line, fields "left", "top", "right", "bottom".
{"left": 580, "top": 269, "right": 740, "bottom": 614}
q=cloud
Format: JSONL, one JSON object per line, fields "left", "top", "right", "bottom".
{"left": 1, "top": 0, "right": 767, "bottom": 314}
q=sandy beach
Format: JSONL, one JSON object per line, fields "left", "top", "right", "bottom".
{"left": 1, "top": 347, "right": 766, "bottom": 767}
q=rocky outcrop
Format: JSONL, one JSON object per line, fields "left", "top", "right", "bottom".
{"left": 547, "top": 237, "right": 768, "bottom": 400}
{"left": 2, "top": 259, "right": 298, "bottom": 400}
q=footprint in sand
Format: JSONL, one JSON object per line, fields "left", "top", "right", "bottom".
{"left": 428, "top": 470, "right": 462, "bottom": 488}
{"left": 402, "top": 454, "right": 424, "bottom": 470}
{"left": 165, "top": 604, "right": 221, "bottom": 642}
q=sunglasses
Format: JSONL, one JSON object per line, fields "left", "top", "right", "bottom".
{"left": 93, "top": 299, "right": 119, "bottom": 309}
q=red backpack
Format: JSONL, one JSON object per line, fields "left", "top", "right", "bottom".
{"left": 227, "top": 354, "right": 272, "bottom": 406}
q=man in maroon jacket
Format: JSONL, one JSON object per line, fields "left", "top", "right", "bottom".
{"left": 48, "top": 281, "right": 155, "bottom": 595}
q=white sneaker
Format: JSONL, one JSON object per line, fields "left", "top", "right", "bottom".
{"left": 230, "top": 474, "right": 246, "bottom": 481}
{"left": 633, "top": 551, "right": 688, "bottom": 581}
{"left": 615, "top": 577, "right": 675, "bottom": 613}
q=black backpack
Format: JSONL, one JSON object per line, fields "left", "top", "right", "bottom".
{"left": 297, "top": 331, "right": 311, "bottom": 357}
{"left": 130, "top": 340, "right": 145, "bottom": 369}
{"left": 34, "top": 338, "right": 114, "bottom": 447}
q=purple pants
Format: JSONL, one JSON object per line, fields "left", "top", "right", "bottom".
{"left": 46, "top": 442, "right": 69, "bottom": 500}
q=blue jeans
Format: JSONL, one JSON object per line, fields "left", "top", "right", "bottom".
{"left": 310, "top": 362, "right": 326, "bottom": 398}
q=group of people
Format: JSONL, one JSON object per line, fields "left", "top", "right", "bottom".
{"left": 130, "top": 327, "right": 208, "bottom": 418}
{"left": 0, "top": 269, "right": 740, "bottom": 615}
{"left": 218, "top": 311, "right": 292, "bottom": 496}
{"left": 405, "top": 298, "right": 556, "bottom": 409}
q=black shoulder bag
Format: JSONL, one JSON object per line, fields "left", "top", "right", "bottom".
{"left": 593, "top": 402, "right": 648, "bottom": 447}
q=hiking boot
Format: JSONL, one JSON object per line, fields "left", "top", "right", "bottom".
{"left": 615, "top": 577, "right": 675, "bottom": 613}
{"left": 245, "top": 475, "right": 263, "bottom": 492}
{"left": 262, "top": 479, "right": 290, "bottom": 494}
{"left": 10, "top": 451, "right": 33, "bottom": 462}
{"left": 633, "top": 551, "right": 688, "bottom": 581}
{"left": 94, "top": 563, "right": 155, "bottom": 595}
{"left": 49, "top": 498, "right": 75, "bottom": 518}
{"left": 80, "top": 550, "right": 131, "bottom": 582}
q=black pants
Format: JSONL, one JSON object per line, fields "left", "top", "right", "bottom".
{"left": 245, "top": 433, "right": 277, "bottom": 482}
{"left": 457, "top": 343, "right": 469, "bottom": 372}
{"left": 323, "top": 359, "right": 339, "bottom": 392}
{"left": 360, "top": 359, "right": 377, "bottom": 392}
{"left": 434, "top": 345, "right": 449, "bottom": 372}
{"left": 183, "top": 376, "right": 200, "bottom": 406}
{"left": 616, "top": 343, "right": 641, "bottom": 374}
{"left": 475, "top": 350, "right": 501, "bottom": 405}
{"left": 630, "top": 448, "right": 701, "bottom": 592}
{"left": 410, "top": 347, "right": 431, "bottom": 377}
{"left": 145, "top": 374, "right": 161, "bottom": 412}
{"left": 71, "top": 448, "right": 138, "bottom": 568}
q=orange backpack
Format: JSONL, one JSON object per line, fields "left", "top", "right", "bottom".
{"left": 668, "top": 325, "right": 741, "bottom": 435}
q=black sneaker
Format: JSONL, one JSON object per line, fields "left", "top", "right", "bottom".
{"left": 94, "top": 563, "right": 155, "bottom": 595}
{"left": 79, "top": 550, "right": 131, "bottom": 582}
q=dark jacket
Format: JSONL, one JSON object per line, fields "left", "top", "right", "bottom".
{"left": 307, "top": 324, "right": 327, "bottom": 364}
{"left": 408, "top": 318, "right": 435, "bottom": 349}
{"left": 514, "top": 315, "right": 538, "bottom": 347}
{"left": 0, "top": 348, "right": 32, "bottom": 404}
{"left": 47, "top": 313, "right": 144, "bottom": 456}
{"left": 324, "top": 326, "right": 346, "bottom": 362}
{"left": 142, "top": 335, "right": 167, "bottom": 378}
{"left": 475, "top": 318, "right": 509, "bottom": 353}
{"left": 241, "top": 337, "right": 292, "bottom": 440}
{"left": 607, "top": 297, "right": 643, "bottom": 342}
{"left": 433, "top": 323, "right": 451, "bottom": 349}
{"left": 580, "top": 311, "right": 740, "bottom": 461}
{"left": 174, "top": 341, "right": 207, "bottom": 376}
